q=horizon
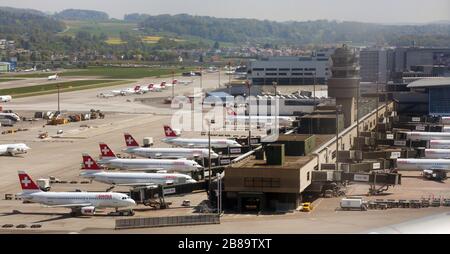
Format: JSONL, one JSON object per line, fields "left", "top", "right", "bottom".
{"left": 0, "top": 0, "right": 448, "bottom": 24}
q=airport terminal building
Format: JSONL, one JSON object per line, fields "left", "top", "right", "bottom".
{"left": 248, "top": 49, "right": 334, "bottom": 86}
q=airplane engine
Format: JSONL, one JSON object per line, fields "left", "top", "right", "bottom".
{"left": 80, "top": 206, "right": 96, "bottom": 215}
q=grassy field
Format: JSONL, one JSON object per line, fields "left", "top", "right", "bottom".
{"left": 60, "top": 20, "right": 139, "bottom": 38}
{"left": 105, "top": 37, "right": 127, "bottom": 45}
{"left": 5, "top": 67, "right": 191, "bottom": 79}
{"left": 0, "top": 78, "right": 22, "bottom": 83}
{"left": 0, "top": 79, "right": 126, "bottom": 98}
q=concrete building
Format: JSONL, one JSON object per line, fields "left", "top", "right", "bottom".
{"left": 407, "top": 77, "right": 450, "bottom": 116}
{"left": 328, "top": 45, "right": 361, "bottom": 128}
{"left": 394, "top": 47, "right": 450, "bottom": 73}
{"left": 360, "top": 47, "right": 393, "bottom": 83}
{"left": 248, "top": 49, "right": 334, "bottom": 86}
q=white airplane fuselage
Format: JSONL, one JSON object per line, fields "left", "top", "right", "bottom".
{"left": 430, "top": 140, "right": 450, "bottom": 149}
{"left": 99, "top": 157, "right": 201, "bottom": 172}
{"left": 424, "top": 149, "right": 450, "bottom": 159}
{"left": 123, "top": 147, "right": 218, "bottom": 159}
{"left": 161, "top": 137, "right": 241, "bottom": 148}
{"left": 397, "top": 158, "right": 450, "bottom": 171}
{"left": 80, "top": 171, "right": 196, "bottom": 186}
{"left": 0, "top": 143, "right": 30, "bottom": 156}
{"left": 20, "top": 191, "right": 134, "bottom": 208}
{"left": 407, "top": 132, "right": 450, "bottom": 141}
{"left": 0, "top": 95, "right": 12, "bottom": 102}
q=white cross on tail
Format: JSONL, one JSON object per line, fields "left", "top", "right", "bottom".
{"left": 21, "top": 177, "right": 31, "bottom": 187}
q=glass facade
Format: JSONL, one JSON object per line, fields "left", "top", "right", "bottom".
{"left": 429, "top": 87, "right": 450, "bottom": 116}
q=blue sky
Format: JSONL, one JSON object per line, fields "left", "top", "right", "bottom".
{"left": 0, "top": 0, "right": 449, "bottom": 23}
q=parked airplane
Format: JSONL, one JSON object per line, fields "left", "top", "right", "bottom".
{"left": 98, "top": 143, "right": 202, "bottom": 172}
{"left": 144, "top": 83, "right": 163, "bottom": 92}
{"left": 161, "top": 125, "right": 242, "bottom": 148}
{"left": 47, "top": 73, "right": 59, "bottom": 80}
{"left": 122, "top": 133, "right": 218, "bottom": 159}
{"left": 442, "top": 117, "right": 450, "bottom": 125}
{"left": 80, "top": 154, "right": 196, "bottom": 188}
{"left": 225, "top": 108, "right": 294, "bottom": 127}
{"left": 0, "top": 143, "right": 30, "bottom": 156}
{"left": 442, "top": 126, "right": 450, "bottom": 133}
{"left": 396, "top": 158, "right": 450, "bottom": 180}
{"left": 178, "top": 80, "right": 193, "bottom": 85}
{"left": 0, "top": 95, "right": 12, "bottom": 102}
{"left": 23, "top": 66, "right": 36, "bottom": 72}
{"left": 17, "top": 171, "right": 135, "bottom": 216}
{"left": 430, "top": 140, "right": 450, "bottom": 149}
{"left": 0, "top": 112, "right": 20, "bottom": 121}
{"left": 424, "top": 149, "right": 450, "bottom": 159}
{"left": 406, "top": 131, "right": 450, "bottom": 141}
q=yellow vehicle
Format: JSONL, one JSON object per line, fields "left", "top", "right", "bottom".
{"left": 301, "top": 202, "right": 313, "bottom": 212}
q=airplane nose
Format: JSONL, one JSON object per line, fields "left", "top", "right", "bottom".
{"left": 128, "top": 199, "right": 136, "bottom": 206}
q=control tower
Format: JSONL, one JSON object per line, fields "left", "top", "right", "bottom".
{"left": 328, "top": 44, "right": 360, "bottom": 128}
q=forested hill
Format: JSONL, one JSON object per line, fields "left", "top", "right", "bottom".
{"left": 54, "top": 9, "right": 109, "bottom": 21}
{"left": 139, "top": 14, "right": 450, "bottom": 47}
{"left": 0, "top": 9, "right": 65, "bottom": 39}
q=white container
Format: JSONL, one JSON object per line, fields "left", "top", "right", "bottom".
{"left": 340, "top": 198, "right": 366, "bottom": 211}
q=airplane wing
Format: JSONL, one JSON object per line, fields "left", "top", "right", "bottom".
{"left": 45, "top": 203, "right": 92, "bottom": 208}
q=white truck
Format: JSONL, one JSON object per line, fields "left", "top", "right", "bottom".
{"left": 340, "top": 197, "right": 367, "bottom": 211}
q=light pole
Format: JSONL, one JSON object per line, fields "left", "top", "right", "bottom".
{"left": 335, "top": 104, "right": 342, "bottom": 171}
{"left": 313, "top": 71, "right": 316, "bottom": 110}
{"left": 228, "top": 62, "right": 232, "bottom": 95}
{"left": 272, "top": 81, "right": 278, "bottom": 133}
{"left": 207, "top": 119, "right": 215, "bottom": 186}
{"left": 356, "top": 77, "right": 360, "bottom": 138}
{"left": 200, "top": 66, "right": 203, "bottom": 90}
{"left": 56, "top": 84, "right": 60, "bottom": 113}
{"left": 245, "top": 80, "right": 252, "bottom": 150}
{"left": 218, "top": 65, "right": 221, "bottom": 88}
{"left": 216, "top": 172, "right": 222, "bottom": 215}
{"left": 171, "top": 70, "right": 175, "bottom": 99}
{"left": 376, "top": 79, "right": 379, "bottom": 136}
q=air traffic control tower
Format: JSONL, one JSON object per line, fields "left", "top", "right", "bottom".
{"left": 328, "top": 44, "right": 360, "bottom": 128}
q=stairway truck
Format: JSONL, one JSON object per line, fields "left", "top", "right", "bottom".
{"left": 340, "top": 198, "right": 367, "bottom": 211}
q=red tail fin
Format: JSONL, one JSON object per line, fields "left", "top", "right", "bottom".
{"left": 172, "top": 79, "right": 177, "bottom": 85}
{"left": 226, "top": 107, "right": 237, "bottom": 116}
{"left": 124, "top": 133, "right": 139, "bottom": 147}
{"left": 18, "top": 171, "right": 40, "bottom": 192}
{"left": 161, "top": 82, "right": 166, "bottom": 88}
{"left": 82, "top": 154, "right": 102, "bottom": 170}
{"left": 99, "top": 143, "right": 116, "bottom": 158}
{"left": 164, "top": 125, "right": 178, "bottom": 137}
{"left": 134, "top": 85, "right": 141, "bottom": 91}
{"left": 148, "top": 83, "right": 154, "bottom": 88}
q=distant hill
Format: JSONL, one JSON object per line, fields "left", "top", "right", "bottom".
{"left": 124, "top": 13, "right": 151, "bottom": 23}
{"left": 0, "top": 6, "right": 47, "bottom": 16}
{"left": 0, "top": 8, "right": 64, "bottom": 39}
{"left": 55, "top": 9, "right": 109, "bottom": 21}
{"left": 139, "top": 14, "right": 450, "bottom": 47}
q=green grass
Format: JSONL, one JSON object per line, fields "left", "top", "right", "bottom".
{"left": 0, "top": 79, "right": 126, "bottom": 98}
{"left": 60, "top": 20, "right": 139, "bottom": 38}
{"left": 63, "top": 67, "right": 187, "bottom": 79}
{"left": 5, "top": 67, "right": 192, "bottom": 79}
{"left": 0, "top": 78, "right": 22, "bottom": 83}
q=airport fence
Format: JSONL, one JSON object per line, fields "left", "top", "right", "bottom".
{"left": 115, "top": 214, "right": 220, "bottom": 229}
